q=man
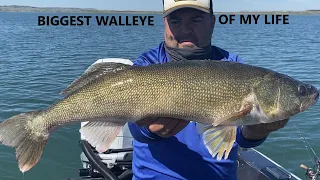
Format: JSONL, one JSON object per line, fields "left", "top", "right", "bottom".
{"left": 128, "top": 0, "right": 289, "bottom": 179}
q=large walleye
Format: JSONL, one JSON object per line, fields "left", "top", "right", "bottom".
{"left": 0, "top": 60, "right": 318, "bottom": 173}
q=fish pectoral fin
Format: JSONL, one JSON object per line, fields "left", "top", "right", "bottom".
{"left": 203, "top": 126, "right": 237, "bottom": 160}
{"left": 80, "top": 121, "right": 126, "bottom": 153}
{"left": 213, "top": 103, "right": 253, "bottom": 126}
{"left": 60, "top": 61, "right": 132, "bottom": 96}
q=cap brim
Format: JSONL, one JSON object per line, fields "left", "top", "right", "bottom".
{"left": 164, "top": 5, "right": 211, "bottom": 17}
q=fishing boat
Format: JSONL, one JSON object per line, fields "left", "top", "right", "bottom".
{"left": 65, "top": 58, "right": 318, "bottom": 180}
{"left": 66, "top": 123, "right": 317, "bottom": 180}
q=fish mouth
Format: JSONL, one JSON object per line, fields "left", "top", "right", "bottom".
{"left": 300, "top": 90, "right": 319, "bottom": 112}
{"left": 315, "top": 91, "right": 319, "bottom": 102}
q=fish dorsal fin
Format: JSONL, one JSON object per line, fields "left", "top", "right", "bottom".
{"left": 60, "top": 60, "right": 132, "bottom": 96}
{"left": 80, "top": 120, "right": 126, "bottom": 153}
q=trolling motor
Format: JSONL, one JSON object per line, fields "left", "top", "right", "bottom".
{"left": 300, "top": 155, "right": 320, "bottom": 180}
{"left": 78, "top": 140, "right": 133, "bottom": 180}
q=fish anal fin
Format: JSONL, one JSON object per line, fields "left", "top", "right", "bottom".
{"left": 80, "top": 120, "right": 126, "bottom": 153}
{"left": 213, "top": 103, "right": 253, "bottom": 126}
{"left": 60, "top": 61, "right": 132, "bottom": 96}
{"left": 203, "top": 126, "right": 237, "bottom": 160}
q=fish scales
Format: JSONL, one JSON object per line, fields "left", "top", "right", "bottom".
{"left": 38, "top": 61, "right": 255, "bottom": 127}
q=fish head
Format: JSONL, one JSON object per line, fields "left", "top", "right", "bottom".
{"left": 253, "top": 72, "right": 319, "bottom": 122}
{"left": 297, "top": 83, "right": 319, "bottom": 112}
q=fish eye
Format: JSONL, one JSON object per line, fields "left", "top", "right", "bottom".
{"left": 299, "top": 85, "right": 307, "bottom": 96}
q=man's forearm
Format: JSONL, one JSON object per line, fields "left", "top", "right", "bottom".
{"left": 241, "top": 126, "right": 270, "bottom": 140}
{"left": 235, "top": 126, "right": 267, "bottom": 148}
{"left": 241, "top": 119, "right": 289, "bottom": 141}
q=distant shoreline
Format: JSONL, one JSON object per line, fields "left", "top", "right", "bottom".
{"left": 0, "top": 5, "right": 320, "bottom": 15}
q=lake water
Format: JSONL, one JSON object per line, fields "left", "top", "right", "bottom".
{"left": 0, "top": 12, "right": 319, "bottom": 180}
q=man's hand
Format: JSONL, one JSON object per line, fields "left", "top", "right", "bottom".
{"left": 241, "top": 119, "right": 289, "bottom": 140}
{"left": 137, "top": 117, "right": 189, "bottom": 138}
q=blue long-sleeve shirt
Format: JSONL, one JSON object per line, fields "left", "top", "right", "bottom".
{"left": 128, "top": 42, "right": 267, "bottom": 180}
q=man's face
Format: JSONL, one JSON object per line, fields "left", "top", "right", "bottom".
{"left": 164, "top": 8, "right": 215, "bottom": 49}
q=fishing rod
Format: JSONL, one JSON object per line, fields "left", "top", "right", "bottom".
{"left": 300, "top": 155, "right": 320, "bottom": 180}
{"left": 294, "top": 125, "right": 320, "bottom": 180}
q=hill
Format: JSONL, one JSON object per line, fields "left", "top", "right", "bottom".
{"left": 0, "top": 5, "right": 320, "bottom": 15}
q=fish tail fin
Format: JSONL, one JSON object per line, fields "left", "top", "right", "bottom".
{"left": 0, "top": 110, "right": 48, "bottom": 173}
{"left": 202, "top": 126, "right": 237, "bottom": 160}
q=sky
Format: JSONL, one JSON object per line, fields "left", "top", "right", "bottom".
{"left": 0, "top": 0, "right": 319, "bottom": 12}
